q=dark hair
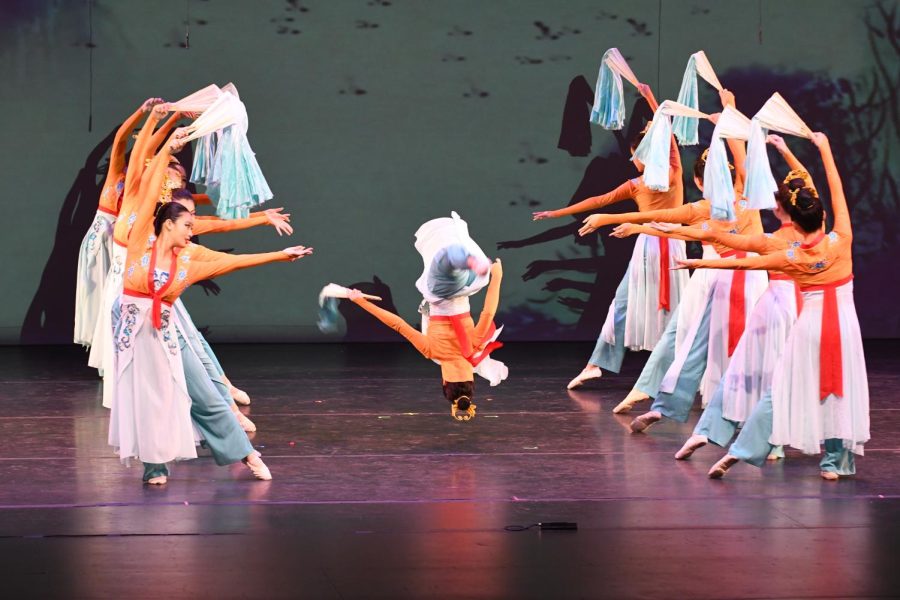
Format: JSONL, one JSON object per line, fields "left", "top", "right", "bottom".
{"left": 777, "top": 180, "right": 823, "bottom": 233}
{"left": 172, "top": 188, "right": 194, "bottom": 204}
{"left": 168, "top": 160, "right": 187, "bottom": 179}
{"left": 693, "top": 149, "right": 735, "bottom": 184}
{"left": 153, "top": 202, "right": 191, "bottom": 235}
{"left": 443, "top": 380, "right": 474, "bottom": 411}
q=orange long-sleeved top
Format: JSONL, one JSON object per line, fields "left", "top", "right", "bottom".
{"left": 114, "top": 112, "right": 184, "bottom": 245}
{"left": 351, "top": 263, "right": 503, "bottom": 383}
{"left": 193, "top": 213, "right": 269, "bottom": 236}
{"left": 554, "top": 136, "right": 684, "bottom": 217}
{"left": 98, "top": 107, "right": 147, "bottom": 214}
{"left": 679, "top": 146, "right": 852, "bottom": 286}
{"left": 123, "top": 144, "right": 290, "bottom": 306}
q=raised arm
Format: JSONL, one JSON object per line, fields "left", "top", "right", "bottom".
{"left": 473, "top": 260, "right": 502, "bottom": 342}
{"left": 351, "top": 297, "right": 432, "bottom": 358}
{"left": 811, "top": 132, "right": 849, "bottom": 237}
{"left": 719, "top": 90, "right": 746, "bottom": 187}
{"left": 106, "top": 99, "right": 159, "bottom": 184}
{"left": 148, "top": 112, "right": 184, "bottom": 155}
{"left": 127, "top": 134, "right": 176, "bottom": 251}
{"left": 767, "top": 134, "right": 807, "bottom": 174}
{"left": 123, "top": 105, "right": 166, "bottom": 199}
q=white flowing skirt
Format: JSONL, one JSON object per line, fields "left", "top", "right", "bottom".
{"left": 74, "top": 211, "right": 115, "bottom": 347}
{"left": 770, "top": 281, "right": 870, "bottom": 456}
{"left": 108, "top": 296, "right": 197, "bottom": 465}
{"left": 600, "top": 234, "right": 688, "bottom": 351}
{"left": 700, "top": 263, "right": 768, "bottom": 403}
{"left": 89, "top": 244, "right": 127, "bottom": 407}
{"left": 658, "top": 245, "right": 720, "bottom": 394}
{"left": 721, "top": 280, "right": 799, "bottom": 423}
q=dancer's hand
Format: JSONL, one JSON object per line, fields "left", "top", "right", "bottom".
{"left": 151, "top": 102, "right": 172, "bottom": 119}
{"left": 283, "top": 245, "right": 313, "bottom": 261}
{"left": 347, "top": 289, "right": 364, "bottom": 301}
{"left": 707, "top": 112, "right": 721, "bottom": 125}
{"left": 673, "top": 258, "right": 699, "bottom": 270}
{"left": 532, "top": 210, "right": 558, "bottom": 221}
{"left": 467, "top": 255, "right": 491, "bottom": 277}
{"left": 490, "top": 258, "right": 503, "bottom": 279}
{"left": 265, "top": 208, "right": 293, "bottom": 236}
{"left": 168, "top": 127, "right": 189, "bottom": 151}
{"left": 578, "top": 214, "right": 607, "bottom": 236}
{"left": 810, "top": 132, "right": 829, "bottom": 150}
{"left": 636, "top": 82, "right": 652, "bottom": 99}
{"left": 648, "top": 221, "right": 680, "bottom": 233}
{"left": 610, "top": 223, "right": 639, "bottom": 238}
{"left": 719, "top": 88, "right": 736, "bottom": 108}
{"left": 141, "top": 97, "right": 165, "bottom": 112}
{"left": 766, "top": 134, "right": 787, "bottom": 151}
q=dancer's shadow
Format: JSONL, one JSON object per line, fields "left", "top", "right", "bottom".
{"left": 497, "top": 81, "right": 654, "bottom": 333}
{"left": 339, "top": 275, "right": 402, "bottom": 342}
{"left": 20, "top": 127, "right": 117, "bottom": 344}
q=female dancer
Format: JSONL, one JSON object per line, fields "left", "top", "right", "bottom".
{"left": 346, "top": 235, "right": 503, "bottom": 422}
{"left": 671, "top": 135, "right": 809, "bottom": 460}
{"left": 75, "top": 98, "right": 162, "bottom": 349}
{"left": 109, "top": 129, "right": 313, "bottom": 484}
{"left": 673, "top": 132, "right": 869, "bottom": 480}
{"left": 533, "top": 83, "right": 688, "bottom": 390}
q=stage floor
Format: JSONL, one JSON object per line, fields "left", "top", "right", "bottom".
{"left": 1, "top": 341, "right": 899, "bottom": 599}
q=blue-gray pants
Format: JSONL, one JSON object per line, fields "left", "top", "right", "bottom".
{"left": 588, "top": 267, "right": 630, "bottom": 373}
{"left": 650, "top": 293, "right": 713, "bottom": 423}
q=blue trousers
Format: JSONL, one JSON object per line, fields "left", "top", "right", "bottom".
{"left": 650, "top": 293, "right": 713, "bottom": 422}
{"left": 634, "top": 304, "right": 680, "bottom": 398}
{"left": 588, "top": 267, "right": 629, "bottom": 373}
{"left": 178, "top": 328, "right": 253, "bottom": 466}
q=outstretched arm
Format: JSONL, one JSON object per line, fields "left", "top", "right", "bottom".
{"left": 576, "top": 201, "right": 709, "bottom": 235}
{"left": 350, "top": 296, "right": 432, "bottom": 358}
{"left": 474, "top": 260, "right": 502, "bottom": 341}
{"left": 533, "top": 180, "right": 635, "bottom": 220}
{"left": 678, "top": 252, "right": 787, "bottom": 272}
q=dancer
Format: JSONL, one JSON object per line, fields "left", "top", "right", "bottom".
{"left": 533, "top": 83, "right": 688, "bottom": 390}
{"left": 673, "top": 132, "right": 869, "bottom": 480}
{"left": 75, "top": 98, "right": 162, "bottom": 349}
{"left": 344, "top": 213, "right": 505, "bottom": 420}
{"left": 667, "top": 135, "right": 810, "bottom": 459}
{"left": 109, "top": 129, "right": 313, "bottom": 484}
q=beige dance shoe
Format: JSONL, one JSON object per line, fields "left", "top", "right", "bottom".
{"left": 243, "top": 452, "right": 273, "bottom": 481}
{"left": 231, "top": 403, "right": 257, "bottom": 433}
{"left": 675, "top": 434, "right": 708, "bottom": 460}
{"left": 708, "top": 455, "right": 739, "bottom": 479}
{"left": 567, "top": 365, "right": 602, "bottom": 390}
{"left": 146, "top": 476, "right": 168, "bottom": 485}
{"left": 612, "top": 388, "right": 650, "bottom": 414}
{"left": 820, "top": 471, "right": 839, "bottom": 481}
{"left": 222, "top": 375, "right": 251, "bottom": 406}
{"left": 629, "top": 411, "right": 662, "bottom": 433}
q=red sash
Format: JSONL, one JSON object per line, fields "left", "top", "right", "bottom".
{"left": 720, "top": 249, "right": 747, "bottom": 356}
{"left": 98, "top": 206, "right": 118, "bottom": 217}
{"left": 658, "top": 237, "right": 671, "bottom": 311}
{"left": 145, "top": 242, "right": 179, "bottom": 330}
{"left": 430, "top": 314, "right": 503, "bottom": 367}
{"left": 800, "top": 274, "right": 853, "bottom": 401}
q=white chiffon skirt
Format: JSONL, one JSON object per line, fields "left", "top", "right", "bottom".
{"left": 74, "top": 211, "right": 115, "bottom": 347}
{"left": 770, "top": 281, "right": 870, "bottom": 456}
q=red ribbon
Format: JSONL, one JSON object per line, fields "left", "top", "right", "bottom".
{"left": 658, "top": 237, "right": 671, "bottom": 311}
{"left": 97, "top": 206, "right": 118, "bottom": 216}
{"left": 146, "top": 242, "right": 179, "bottom": 330}
{"left": 800, "top": 274, "right": 853, "bottom": 401}
{"left": 720, "top": 249, "right": 747, "bottom": 357}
